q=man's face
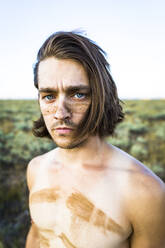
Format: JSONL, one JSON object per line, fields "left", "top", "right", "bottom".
{"left": 38, "top": 57, "right": 91, "bottom": 149}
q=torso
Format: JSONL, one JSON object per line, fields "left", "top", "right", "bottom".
{"left": 29, "top": 146, "right": 134, "bottom": 248}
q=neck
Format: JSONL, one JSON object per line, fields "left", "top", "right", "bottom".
{"left": 56, "top": 136, "right": 109, "bottom": 167}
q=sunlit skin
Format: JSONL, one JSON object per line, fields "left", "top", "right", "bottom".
{"left": 26, "top": 57, "right": 165, "bottom": 248}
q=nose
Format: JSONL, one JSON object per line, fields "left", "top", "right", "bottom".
{"left": 54, "top": 97, "right": 71, "bottom": 120}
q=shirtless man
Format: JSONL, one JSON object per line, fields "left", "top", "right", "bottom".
{"left": 25, "top": 31, "right": 165, "bottom": 248}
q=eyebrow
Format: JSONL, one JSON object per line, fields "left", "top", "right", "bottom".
{"left": 39, "top": 85, "right": 90, "bottom": 94}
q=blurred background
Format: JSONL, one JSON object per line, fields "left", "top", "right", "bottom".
{"left": 0, "top": 0, "right": 165, "bottom": 247}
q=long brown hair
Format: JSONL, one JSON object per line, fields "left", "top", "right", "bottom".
{"left": 33, "top": 31, "right": 124, "bottom": 139}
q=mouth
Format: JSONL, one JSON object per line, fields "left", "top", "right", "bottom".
{"left": 54, "top": 127, "right": 73, "bottom": 134}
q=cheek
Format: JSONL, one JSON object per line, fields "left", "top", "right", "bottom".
{"left": 70, "top": 102, "right": 90, "bottom": 115}
{"left": 39, "top": 101, "right": 56, "bottom": 116}
{"left": 41, "top": 106, "right": 56, "bottom": 116}
{"left": 69, "top": 98, "right": 91, "bottom": 115}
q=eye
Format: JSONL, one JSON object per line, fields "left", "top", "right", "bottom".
{"left": 43, "top": 95, "right": 55, "bottom": 101}
{"left": 74, "top": 93, "right": 86, "bottom": 99}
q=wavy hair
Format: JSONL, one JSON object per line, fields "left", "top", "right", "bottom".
{"left": 32, "top": 31, "right": 124, "bottom": 139}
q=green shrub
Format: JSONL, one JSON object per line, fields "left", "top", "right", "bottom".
{"left": 130, "top": 143, "right": 148, "bottom": 160}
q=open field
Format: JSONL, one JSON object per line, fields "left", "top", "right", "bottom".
{"left": 0, "top": 99, "right": 165, "bottom": 247}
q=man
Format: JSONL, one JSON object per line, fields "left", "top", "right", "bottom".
{"left": 26, "top": 31, "right": 165, "bottom": 248}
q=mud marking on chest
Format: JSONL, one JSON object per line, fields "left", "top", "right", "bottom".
{"left": 66, "top": 192, "right": 124, "bottom": 235}
{"left": 59, "top": 233, "right": 77, "bottom": 248}
{"left": 30, "top": 188, "right": 60, "bottom": 204}
{"left": 39, "top": 232, "right": 50, "bottom": 248}
{"left": 38, "top": 228, "right": 54, "bottom": 248}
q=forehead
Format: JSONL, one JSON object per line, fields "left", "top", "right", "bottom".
{"left": 38, "top": 57, "right": 89, "bottom": 89}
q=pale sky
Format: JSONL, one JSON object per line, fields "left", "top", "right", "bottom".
{"left": 0, "top": 0, "right": 165, "bottom": 99}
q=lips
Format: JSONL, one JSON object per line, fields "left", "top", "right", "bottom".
{"left": 54, "top": 127, "right": 73, "bottom": 134}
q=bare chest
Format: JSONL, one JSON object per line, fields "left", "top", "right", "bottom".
{"left": 29, "top": 167, "right": 131, "bottom": 248}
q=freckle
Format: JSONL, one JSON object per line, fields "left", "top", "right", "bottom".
{"left": 30, "top": 188, "right": 60, "bottom": 204}
{"left": 59, "top": 233, "right": 77, "bottom": 248}
{"left": 70, "top": 102, "right": 90, "bottom": 113}
{"left": 42, "top": 107, "right": 55, "bottom": 115}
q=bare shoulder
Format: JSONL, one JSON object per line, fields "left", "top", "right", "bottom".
{"left": 26, "top": 148, "right": 57, "bottom": 190}
{"left": 110, "top": 144, "right": 165, "bottom": 191}
{"left": 127, "top": 162, "right": 165, "bottom": 247}
{"left": 110, "top": 145, "right": 165, "bottom": 246}
{"left": 26, "top": 155, "right": 43, "bottom": 191}
{"left": 125, "top": 155, "right": 165, "bottom": 217}
{"left": 112, "top": 143, "right": 165, "bottom": 194}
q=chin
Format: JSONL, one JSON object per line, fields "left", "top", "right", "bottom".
{"left": 53, "top": 136, "right": 88, "bottom": 150}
